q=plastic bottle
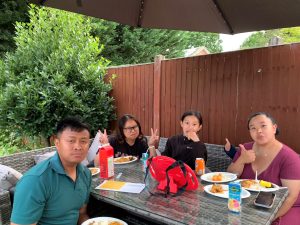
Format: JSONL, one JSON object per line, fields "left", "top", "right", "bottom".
{"left": 141, "top": 152, "right": 149, "bottom": 173}
{"left": 99, "top": 144, "right": 114, "bottom": 179}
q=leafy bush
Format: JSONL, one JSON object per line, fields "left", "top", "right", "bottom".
{"left": 0, "top": 129, "right": 19, "bottom": 156}
{"left": 0, "top": 128, "right": 47, "bottom": 156}
{"left": 0, "top": 5, "right": 115, "bottom": 145}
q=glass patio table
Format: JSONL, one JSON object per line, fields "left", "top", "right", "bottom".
{"left": 90, "top": 161, "right": 288, "bottom": 225}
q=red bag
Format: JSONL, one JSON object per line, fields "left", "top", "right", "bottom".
{"left": 145, "top": 156, "right": 198, "bottom": 195}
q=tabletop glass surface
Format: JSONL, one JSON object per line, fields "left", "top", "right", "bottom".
{"left": 90, "top": 161, "right": 288, "bottom": 225}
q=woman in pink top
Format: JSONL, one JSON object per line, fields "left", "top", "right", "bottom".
{"left": 227, "top": 112, "right": 300, "bottom": 225}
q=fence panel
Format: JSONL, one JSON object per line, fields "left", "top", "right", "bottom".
{"left": 107, "top": 64, "right": 154, "bottom": 135}
{"left": 107, "top": 43, "right": 300, "bottom": 153}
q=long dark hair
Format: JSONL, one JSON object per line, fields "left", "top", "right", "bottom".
{"left": 181, "top": 111, "right": 203, "bottom": 125}
{"left": 247, "top": 112, "right": 280, "bottom": 135}
{"left": 116, "top": 114, "right": 144, "bottom": 144}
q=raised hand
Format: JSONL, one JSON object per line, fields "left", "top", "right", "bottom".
{"left": 239, "top": 144, "right": 256, "bottom": 164}
{"left": 148, "top": 128, "right": 159, "bottom": 146}
{"left": 187, "top": 131, "right": 200, "bottom": 142}
{"left": 99, "top": 129, "right": 109, "bottom": 144}
{"left": 224, "top": 138, "right": 231, "bottom": 151}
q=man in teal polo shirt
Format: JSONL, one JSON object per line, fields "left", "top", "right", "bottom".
{"left": 11, "top": 117, "right": 92, "bottom": 225}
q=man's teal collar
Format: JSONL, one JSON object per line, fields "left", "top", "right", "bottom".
{"left": 50, "top": 152, "right": 84, "bottom": 175}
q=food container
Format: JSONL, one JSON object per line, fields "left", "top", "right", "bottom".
{"left": 228, "top": 182, "right": 242, "bottom": 213}
{"left": 99, "top": 144, "right": 114, "bottom": 179}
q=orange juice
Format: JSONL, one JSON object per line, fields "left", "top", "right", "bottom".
{"left": 99, "top": 144, "right": 114, "bottom": 179}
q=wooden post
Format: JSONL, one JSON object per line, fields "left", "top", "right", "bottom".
{"left": 268, "top": 36, "right": 283, "bottom": 46}
{"left": 153, "top": 55, "right": 165, "bottom": 137}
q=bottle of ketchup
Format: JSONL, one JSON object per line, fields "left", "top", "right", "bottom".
{"left": 99, "top": 144, "right": 114, "bottom": 179}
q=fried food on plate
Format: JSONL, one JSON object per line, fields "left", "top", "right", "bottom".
{"left": 88, "top": 221, "right": 122, "bottom": 225}
{"left": 114, "top": 156, "right": 134, "bottom": 163}
{"left": 89, "top": 168, "right": 98, "bottom": 175}
{"left": 211, "top": 173, "right": 223, "bottom": 181}
{"left": 240, "top": 179, "right": 257, "bottom": 188}
{"left": 210, "top": 184, "right": 225, "bottom": 193}
{"left": 109, "top": 222, "right": 122, "bottom": 225}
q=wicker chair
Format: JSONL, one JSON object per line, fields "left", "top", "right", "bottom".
{"left": 205, "top": 143, "right": 232, "bottom": 172}
{"left": 157, "top": 137, "right": 168, "bottom": 153}
{"left": 0, "top": 146, "right": 56, "bottom": 225}
{"left": 0, "top": 189, "right": 11, "bottom": 225}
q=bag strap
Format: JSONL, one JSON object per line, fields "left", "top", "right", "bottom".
{"left": 165, "top": 160, "right": 188, "bottom": 196}
{"left": 144, "top": 158, "right": 188, "bottom": 197}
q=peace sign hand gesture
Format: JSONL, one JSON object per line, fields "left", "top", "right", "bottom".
{"left": 148, "top": 128, "right": 159, "bottom": 146}
{"left": 98, "top": 129, "right": 109, "bottom": 145}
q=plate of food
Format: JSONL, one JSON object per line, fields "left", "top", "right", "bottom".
{"left": 204, "top": 184, "right": 251, "bottom": 199}
{"left": 201, "top": 172, "right": 237, "bottom": 183}
{"left": 88, "top": 167, "right": 100, "bottom": 176}
{"left": 236, "top": 179, "right": 280, "bottom": 192}
{"left": 113, "top": 156, "right": 138, "bottom": 165}
{"left": 81, "top": 217, "right": 127, "bottom": 225}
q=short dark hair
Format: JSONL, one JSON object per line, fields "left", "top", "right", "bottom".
{"left": 56, "top": 116, "right": 90, "bottom": 137}
{"left": 247, "top": 112, "right": 280, "bottom": 135}
{"left": 181, "top": 111, "right": 203, "bottom": 125}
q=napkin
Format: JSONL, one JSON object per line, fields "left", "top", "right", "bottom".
{"left": 87, "top": 132, "right": 101, "bottom": 162}
{"left": 96, "top": 180, "right": 145, "bottom": 193}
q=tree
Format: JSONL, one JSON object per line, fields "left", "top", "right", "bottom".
{"left": 90, "top": 19, "right": 222, "bottom": 65}
{"left": 0, "top": 0, "right": 29, "bottom": 58}
{"left": 0, "top": 5, "right": 115, "bottom": 144}
{"left": 240, "top": 30, "right": 281, "bottom": 49}
{"left": 280, "top": 27, "right": 300, "bottom": 43}
{"left": 240, "top": 27, "right": 300, "bottom": 50}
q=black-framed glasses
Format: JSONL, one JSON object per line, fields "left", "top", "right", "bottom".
{"left": 123, "top": 125, "right": 138, "bottom": 132}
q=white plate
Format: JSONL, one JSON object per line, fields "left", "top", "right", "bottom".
{"left": 81, "top": 217, "right": 127, "bottom": 225}
{"left": 235, "top": 179, "right": 280, "bottom": 192}
{"left": 114, "top": 156, "right": 138, "bottom": 165}
{"left": 201, "top": 172, "right": 237, "bottom": 183}
{"left": 88, "top": 167, "right": 100, "bottom": 176}
{"left": 204, "top": 184, "right": 251, "bottom": 199}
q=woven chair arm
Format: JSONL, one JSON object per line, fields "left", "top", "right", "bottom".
{"left": 0, "top": 188, "right": 11, "bottom": 225}
{"left": 205, "top": 143, "right": 232, "bottom": 172}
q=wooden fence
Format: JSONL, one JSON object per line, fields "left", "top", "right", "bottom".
{"left": 107, "top": 43, "right": 300, "bottom": 153}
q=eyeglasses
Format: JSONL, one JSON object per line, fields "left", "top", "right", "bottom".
{"left": 123, "top": 125, "right": 138, "bottom": 132}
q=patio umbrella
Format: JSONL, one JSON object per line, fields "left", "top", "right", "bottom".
{"left": 29, "top": 0, "right": 300, "bottom": 34}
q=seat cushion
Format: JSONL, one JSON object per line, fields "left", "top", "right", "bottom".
{"left": 34, "top": 151, "right": 56, "bottom": 164}
{"left": 34, "top": 151, "right": 89, "bottom": 166}
{"left": 0, "top": 165, "right": 23, "bottom": 191}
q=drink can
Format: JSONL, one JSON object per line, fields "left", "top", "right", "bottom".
{"left": 195, "top": 158, "right": 205, "bottom": 176}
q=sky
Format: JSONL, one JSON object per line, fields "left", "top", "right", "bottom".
{"left": 220, "top": 32, "right": 253, "bottom": 52}
{"left": 185, "top": 32, "right": 254, "bottom": 55}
